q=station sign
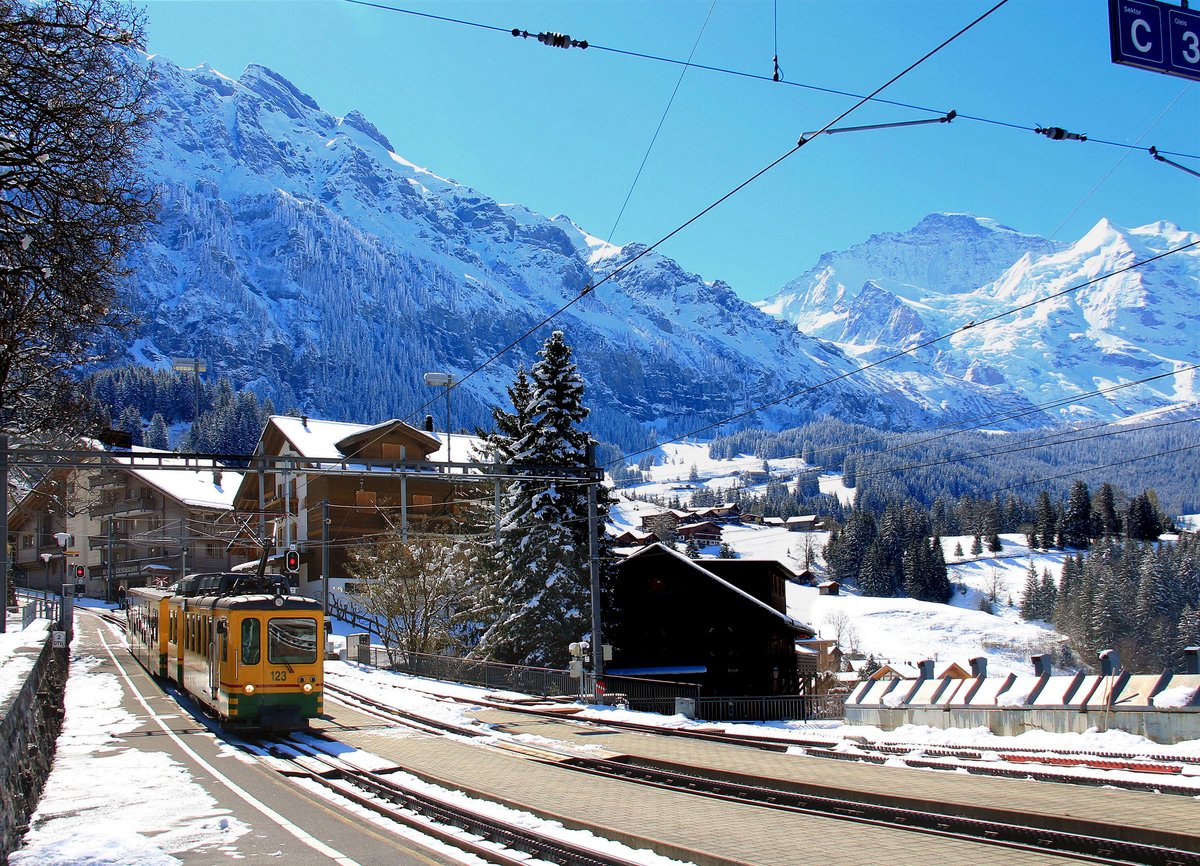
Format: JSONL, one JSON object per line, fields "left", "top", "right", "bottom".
{"left": 1109, "top": 0, "right": 1200, "bottom": 82}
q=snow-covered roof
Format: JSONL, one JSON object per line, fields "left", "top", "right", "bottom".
{"left": 266, "top": 415, "right": 482, "bottom": 465}
{"left": 107, "top": 447, "right": 241, "bottom": 510}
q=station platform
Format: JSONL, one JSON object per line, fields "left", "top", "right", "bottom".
{"left": 329, "top": 704, "right": 1163, "bottom": 866}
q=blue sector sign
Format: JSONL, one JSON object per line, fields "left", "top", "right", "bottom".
{"left": 1109, "top": 0, "right": 1200, "bottom": 82}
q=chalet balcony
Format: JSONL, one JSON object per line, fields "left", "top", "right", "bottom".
{"left": 89, "top": 497, "right": 157, "bottom": 518}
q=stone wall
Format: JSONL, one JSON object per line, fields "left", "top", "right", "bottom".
{"left": 0, "top": 637, "right": 67, "bottom": 865}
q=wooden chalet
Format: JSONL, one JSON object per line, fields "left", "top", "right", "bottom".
{"left": 607, "top": 544, "right": 816, "bottom": 696}
{"left": 6, "top": 447, "right": 243, "bottom": 601}
{"left": 231, "top": 415, "right": 475, "bottom": 598}
{"left": 638, "top": 509, "right": 692, "bottom": 533}
{"left": 784, "top": 515, "right": 819, "bottom": 532}
{"left": 611, "top": 528, "right": 656, "bottom": 548}
{"left": 676, "top": 520, "right": 722, "bottom": 545}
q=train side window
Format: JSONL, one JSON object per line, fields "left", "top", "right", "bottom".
{"left": 241, "top": 618, "right": 261, "bottom": 666}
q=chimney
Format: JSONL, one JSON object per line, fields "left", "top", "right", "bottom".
{"left": 1031, "top": 654, "right": 1052, "bottom": 677}
{"left": 1098, "top": 649, "right": 1121, "bottom": 676}
{"left": 1184, "top": 647, "right": 1200, "bottom": 675}
{"left": 916, "top": 659, "right": 934, "bottom": 679}
{"left": 969, "top": 656, "right": 988, "bottom": 678}
{"left": 301, "top": 414, "right": 308, "bottom": 428}
{"left": 424, "top": 414, "right": 434, "bottom": 432}
{"left": 212, "top": 469, "right": 223, "bottom": 488}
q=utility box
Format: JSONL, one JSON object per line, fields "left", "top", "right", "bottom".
{"left": 675, "top": 697, "right": 696, "bottom": 719}
{"left": 348, "top": 633, "right": 371, "bottom": 665}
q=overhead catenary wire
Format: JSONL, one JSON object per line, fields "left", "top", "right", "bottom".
{"left": 603, "top": 0, "right": 717, "bottom": 247}
{"left": 397, "top": 0, "right": 1015, "bottom": 427}
{"left": 614, "top": 239, "right": 1200, "bottom": 467}
{"left": 343, "top": 0, "right": 1199, "bottom": 161}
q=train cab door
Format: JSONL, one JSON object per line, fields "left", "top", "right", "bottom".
{"left": 211, "top": 617, "right": 225, "bottom": 698}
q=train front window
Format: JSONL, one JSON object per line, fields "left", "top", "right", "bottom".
{"left": 268, "top": 618, "right": 317, "bottom": 666}
{"left": 241, "top": 618, "right": 261, "bottom": 665}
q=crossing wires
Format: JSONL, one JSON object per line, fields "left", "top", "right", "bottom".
{"left": 395, "top": 0, "right": 1015, "bottom": 426}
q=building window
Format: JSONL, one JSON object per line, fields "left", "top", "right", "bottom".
{"left": 381, "top": 443, "right": 402, "bottom": 461}
{"left": 412, "top": 494, "right": 434, "bottom": 512}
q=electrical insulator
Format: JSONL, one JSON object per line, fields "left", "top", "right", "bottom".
{"left": 1036, "top": 126, "right": 1086, "bottom": 142}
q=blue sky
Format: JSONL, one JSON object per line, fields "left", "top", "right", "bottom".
{"left": 140, "top": 0, "right": 1199, "bottom": 301}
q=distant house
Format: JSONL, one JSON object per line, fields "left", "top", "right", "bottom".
{"left": 818, "top": 580, "right": 841, "bottom": 596}
{"left": 784, "top": 515, "right": 819, "bottom": 532}
{"left": 611, "top": 529, "right": 656, "bottom": 548}
{"left": 638, "top": 509, "right": 692, "bottom": 533}
{"left": 608, "top": 544, "right": 815, "bottom": 696}
{"left": 763, "top": 517, "right": 786, "bottom": 528}
{"left": 676, "top": 520, "right": 722, "bottom": 545}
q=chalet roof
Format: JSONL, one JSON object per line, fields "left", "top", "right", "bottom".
{"left": 109, "top": 448, "right": 243, "bottom": 510}
{"left": 6, "top": 443, "right": 240, "bottom": 514}
{"left": 677, "top": 520, "right": 721, "bottom": 531}
{"left": 266, "top": 415, "right": 440, "bottom": 459}
{"left": 619, "top": 543, "right": 815, "bottom": 637}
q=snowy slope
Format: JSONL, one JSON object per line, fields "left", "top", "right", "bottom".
{"left": 758, "top": 214, "right": 1200, "bottom": 422}
{"left": 121, "top": 53, "right": 1046, "bottom": 445}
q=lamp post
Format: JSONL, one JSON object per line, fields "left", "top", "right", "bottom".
{"left": 423, "top": 372, "right": 455, "bottom": 466}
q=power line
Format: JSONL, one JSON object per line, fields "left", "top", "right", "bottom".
{"left": 344, "top": 0, "right": 1199, "bottom": 161}
{"left": 399, "top": 0, "right": 1014, "bottom": 425}
{"left": 614, "top": 239, "right": 1200, "bottom": 466}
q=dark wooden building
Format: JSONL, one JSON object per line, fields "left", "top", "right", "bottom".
{"left": 607, "top": 544, "right": 816, "bottom": 696}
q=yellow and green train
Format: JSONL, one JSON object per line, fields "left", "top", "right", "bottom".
{"left": 127, "top": 574, "right": 325, "bottom": 730}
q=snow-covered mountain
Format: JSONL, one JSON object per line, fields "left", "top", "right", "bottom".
{"left": 116, "top": 54, "right": 1057, "bottom": 446}
{"left": 757, "top": 214, "right": 1200, "bottom": 423}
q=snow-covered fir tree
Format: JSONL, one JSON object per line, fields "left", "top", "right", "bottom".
{"left": 472, "top": 332, "right": 608, "bottom": 667}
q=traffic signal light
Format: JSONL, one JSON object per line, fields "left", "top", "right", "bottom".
{"left": 284, "top": 548, "right": 300, "bottom": 574}
{"left": 75, "top": 565, "right": 85, "bottom": 579}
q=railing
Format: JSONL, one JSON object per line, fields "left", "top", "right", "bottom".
{"left": 694, "top": 692, "right": 846, "bottom": 722}
{"left": 385, "top": 649, "right": 581, "bottom": 698}
{"left": 89, "top": 496, "right": 156, "bottom": 517}
{"left": 598, "top": 674, "right": 700, "bottom": 714}
{"left": 20, "top": 593, "right": 60, "bottom": 630}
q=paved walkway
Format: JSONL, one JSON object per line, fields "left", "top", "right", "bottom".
{"left": 328, "top": 710, "right": 1103, "bottom": 866}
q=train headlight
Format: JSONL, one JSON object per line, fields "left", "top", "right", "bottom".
{"left": 302, "top": 682, "right": 313, "bottom": 694}
{"left": 244, "top": 684, "right": 256, "bottom": 695}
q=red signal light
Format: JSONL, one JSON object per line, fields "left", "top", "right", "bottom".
{"left": 284, "top": 548, "right": 300, "bottom": 574}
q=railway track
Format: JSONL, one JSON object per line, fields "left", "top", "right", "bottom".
{"left": 249, "top": 732, "right": 650, "bottom": 866}
{"left": 324, "top": 678, "right": 1200, "bottom": 866}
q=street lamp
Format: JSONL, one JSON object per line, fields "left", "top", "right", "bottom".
{"left": 423, "top": 372, "right": 455, "bottom": 466}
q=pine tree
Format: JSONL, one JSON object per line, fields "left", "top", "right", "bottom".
{"left": 474, "top": 332, "right": 604, "bottom": 667}
{"left": 970, "top": 535, "right": 983, "bottom": 556}
{"left": 1062, "top": 480, "right": 1092, "bottom": 549}
{"left": 144, "top": 412, "right": 169, "bottom": 450}
{"left": 1092, "top": 483, "right": 1120, "bottom": 538}
{"left": 1038, "top": 569, "right": 1058, "bottom": 621}
{"left": 859, "top": 539, "right": 894, "bottom": 597}
{"left": 1035, "top": 490, "right": 1057, "bottom": 551}
{"left": 1020, "top": 561, "right": 1040, "bottom": 620}
{"left": 987, "top": 532, "right": 1003, "bottom": 553}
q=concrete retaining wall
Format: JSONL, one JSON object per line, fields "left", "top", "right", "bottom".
{"left": 0, "top": 636, "right": 68, "bottom": 865}
{"left": 844, "top": 670, "right": 1200, "bottom": 744}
